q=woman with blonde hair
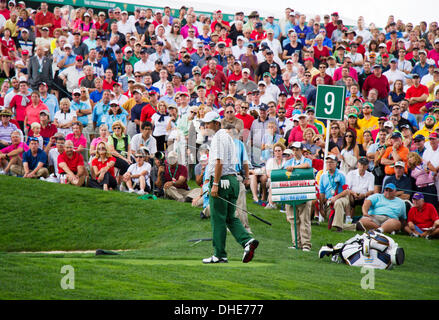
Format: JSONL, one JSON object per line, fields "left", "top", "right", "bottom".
{"left": 54, "top": 98, "right": 77, "bottom": 136}
{"left": 264, "top": 142, "right": 287, "bottom": 209}
{"left": 90, "top": 124, "right": 110, "bottom": 158}
{"left": 108, "top": 120, "right": 132, "bottom": 182}
{"left": 88, "top": 141, "right": 117, "bottom": 191}
{"left": 194, "top": 104, "right": 212, "bottom": 147}
{"left": 151, "top": 100, "right": 170, "bottom": 151}
{"left": 408, "top": 152, "right": 438, "bottom": 207}
{"left": 302, "top": 127, "right": 318, "bottom": 155}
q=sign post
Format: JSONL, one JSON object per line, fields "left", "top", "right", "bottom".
{"left": 315, "top": 85, "right": 346, "bottom": 172}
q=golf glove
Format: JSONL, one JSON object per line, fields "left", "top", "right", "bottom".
{"left": 220, "top": 179, "right": 230, "bottom": 189}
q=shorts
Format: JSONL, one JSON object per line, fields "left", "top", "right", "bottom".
{"left": 369, "top": 214, "right": 391, "bottom": 226}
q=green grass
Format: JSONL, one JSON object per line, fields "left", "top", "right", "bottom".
{"left": 1, "top": 175, "right": 439, "bottom": 299}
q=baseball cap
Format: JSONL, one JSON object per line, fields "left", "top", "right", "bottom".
{"left": 205, "top": 73, "right": 214, "bottom": 80}
{"left": 39, "top": 109, "right": 50, "bottom": 116}
{"left": 258, "top": 81, "right": 266, "bottom": 86}
{"left": 283, "top": 149, "right": 294, "bottom": 156}
{"left": 391, "top": 131, "right": 402, "bottom": 139}
{"left": 357, "top": 157, "right": 368, "bottom": 165}
{"left": 202, "top": 111, "right": 221, "bottom": 123}
{"left": 392, "top": 161, "right": 405, "bottom": 168}
{"left": 75, "top": 55, "right": 84, "bottom": 61}
{"left": 373, "top": 64, "right": 382, "bottom": 69}
{"left": 347, "top": 113, "right": 358, "bottom": 118}
{"left": 384, "top": 183, "right": 396, "bottom": 190}
{"left": 109, "top": 100, "right": 119, "bottom": 106}
{"left": 413, "top": 134, "right": 425, "bottom": 141}
{"left": 259, "top": 104, "right": 269, "bottom": 111}
{"left": 242, "top": 68, "right": 250, "bottom": 74}
{"left": 429, "top": 132, "right": 439, "bottom": 139}
{"left": 291, "top": 141, "right": 302, "bottom": 149}
{"left": 263, "top": 72, "right": 271, "bottom": 77}
{"left": 73, "top": 88, "right": 81, "bottom": 95}
{"left": 384, "top": 121, "right": 394, "bottom": 128}
{"left": 412, "top": 192, "right": 424, "bottom": 200}
{"left": 173, "top": 72, "right": 182, "bottom": 78}
{"left": 325, "top": 154, "right": 338, "bottom": 161}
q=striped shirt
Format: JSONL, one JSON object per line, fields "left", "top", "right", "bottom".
{"left": 207, "top": 129, "right": 238, "bottom": 178}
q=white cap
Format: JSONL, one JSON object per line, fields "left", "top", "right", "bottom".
{"left": 292, "top": 114, "right": 300, "bottom": 121}
{"left": 64, "top": 43, "right": 72, "bottom": 49}
{"left": 110, "top": 100, "right": 119, "bottom": 105}
{"left": 384, "top": 121, "right": 394, "bottom": 128}
{"left": 291, "top": 141, "right": 302, "bottom": 149}
{"left": 237, "top": 35, "right": 246, "bottom": 41}
{"left": 73, "top": 88, "right": 81, "bottom": 95}
{"left": 168, "top": 150, "right": 178, "bottom": 159}
{"left": 84, "top": 12, "right": 91, "bottom": 17}
{"left": 124, "top": 46, "right": 133, "bottom": 53}
{"left": 19, "top": 75, "right": 28, "bottom": 83}
{"left": 258, "top": 81, "right": 266, "bottom": 86}
{"left": 242, "top": 68, "right": 250, "bottom": 74}
{"left": 202, "top": 111, "right": 221, "bottom": 123}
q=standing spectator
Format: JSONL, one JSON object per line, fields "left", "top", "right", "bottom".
{"left": 405, "top": 73, "right": 429, "bottom": 122}
{"left": 28, "top": 45, "right": 53, "bottom": 91}
{"left": 362, "top": 64, "right": 390, "bottom": 105}
{"left": 408, "top": 152, "right": 438, "bottom": 207}
{"left": 34, "top": 2, "right": 54, "bottom": 37}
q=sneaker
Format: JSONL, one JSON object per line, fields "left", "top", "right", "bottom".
{"left": 242, "top": 239, "right": 259, "bottom": 263}
{"left": 200, "top": 211, "right": 208, "bottom": 219}
{"left": 0, "top": 169, "right": 5, "bottom": 175}
{"left": 302, "top": 247, "right": 311, "bottom": 252}
{"left": 345, "top": 216, "right": 353, "bottom": 224}
{"left": 202, "top": 256, "right": 228, "bottom": 264}
{"left": 119, "top": 184, "right": 126, "bottom": 192}
{"left": 128, "top": 188, "right": 135, "bottom": 193}
{"left": 137, "top": 190, "right": 145, "bottom": 196}
{"left": 279, "top": 209, "right": 286, "bottom": 213}
{"left": 264, "top": 203, "right": 277, "bottom": 210}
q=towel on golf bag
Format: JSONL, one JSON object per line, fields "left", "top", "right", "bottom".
{"left": 318, "top": 230, "right": 405, "bottom": 270}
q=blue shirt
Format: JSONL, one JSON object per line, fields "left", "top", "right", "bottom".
{"left": 70, "top": 101, "right": 91, "bottom": 127}
{"left": 294, "top": 25, "right": 311, "bottom": 46}
{"left": 233, "top": 138, "right": 249, "bottom": 173}
{"left": 90, "top": 90, "right": 104, "bottom": 104}
{"left": 41, "top": 94, "right": 59, "bottom": 121}
{"left": 264, "top": 22, "right": 282, "bottom": 39}
{"left": 319, "top": 169, "right": 346, "bottom": 199}
{"left": 106, "top": 109, "right": 129, "bottom": 132}
{"left": 284, "top": 156, "right": 312, "bottom": 168}
{"left": 58, "top": 54, "right": 77, "bottom": 71}
{"left": 367, "top": 193, "right": 406, "bottom": 220}
{"left": 159, "top": 95, "right": 176, "bottom": 105}
{"left": 283, "top": 22, "right": 296, "bottom": 36}
{"left": 175, "top": 61, "right": 196, "bottom": 80}
{"left": 412, "top": 63, "right": 431, "bottom": 78}
{"left": 22, "top": 148, "right": 47, "bottom": 170}
{"left": 92, "top": 101, "right": 111, "bottom": 127}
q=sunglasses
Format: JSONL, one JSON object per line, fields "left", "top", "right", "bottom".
{"left": 113, "top": 127, "right": 121, "bottom": 130}
{"left": 278, "top": 111, "right": 285, "bottom": 114}
{"left": 313, "top": 138, "right": 320, "bottom": 142}
{"left": 345, "top": 135, "right": 354, "bottom": 138}
{"left": 331, "top": 127, "right": 339, "bottom": 129}
{"left": 384, "top": 188, "right": 394, "bottom": 192}
{"left": 98, "top": 147, "right": 106, "bottom": 151}
{"left": 135, "top": 155, "right": 144, "bottom": 158}
{"left": 241, "top": 107, "right": 249, "bottom": 110}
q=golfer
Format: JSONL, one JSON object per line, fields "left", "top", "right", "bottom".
{"left": 202, "top": 111, "right": 259, "bottom": 264}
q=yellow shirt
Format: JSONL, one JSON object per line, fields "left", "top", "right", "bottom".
{"left": 413, "top": 126, "right": 435, "bottom": 140}
{"left": 121, "top": 97, "right": 149, "bottom": 114}
{"left": 426, "top": 80, "right": 439, "bottom": 102}
{"left": 5, "top": 20, "right": 18, "bottom": 37}
{"left": 357, "top": 115, "right": 379, "bottom": 132}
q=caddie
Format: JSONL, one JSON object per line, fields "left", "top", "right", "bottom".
{"left": 284, "top": 142, "right": 313, "bottom": 251}
{"left": 202, "top": 111, "right": 259, "bottom": 264}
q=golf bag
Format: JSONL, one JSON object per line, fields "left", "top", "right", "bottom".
{"left": 318, "top": 230, "right": 405, "bottom": 270}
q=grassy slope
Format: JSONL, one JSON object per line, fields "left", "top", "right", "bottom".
{"left": 1, "top": 175, "right": 439, "bottom": 300}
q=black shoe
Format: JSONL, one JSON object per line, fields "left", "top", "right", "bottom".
{"left": 242, "top": 239, "right": 259, "bottom": 263}
{"left": 200, "top": 211, "right": 207, "bottom": 219}
{"left": 332, "top": 226, "right": 343, "bottom": 232}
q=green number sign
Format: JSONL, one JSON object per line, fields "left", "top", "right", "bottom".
{"left": 315, "top": 85, "right": 346, "bottom": 121}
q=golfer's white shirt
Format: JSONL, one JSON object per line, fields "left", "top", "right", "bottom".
{"left": 207, "top": 128, "right": 238, "bottom": 178}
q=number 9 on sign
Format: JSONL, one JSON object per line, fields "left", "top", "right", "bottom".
{"left": 324, "top": 92, "right": 335, "bottom": 115}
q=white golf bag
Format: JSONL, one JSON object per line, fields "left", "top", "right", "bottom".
{"left": 319, "top": 230, "right": 405, "bottom": 270}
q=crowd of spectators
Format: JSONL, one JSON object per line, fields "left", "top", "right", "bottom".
{"left": 0, "top": 2, "right": 438, "bottom": 239}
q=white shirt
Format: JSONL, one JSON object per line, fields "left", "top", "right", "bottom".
{"left": 355, "top": 29, "right": 372, "bottom": 45}
{"left": 346, "top": 169, "right": 374, "bottom": 194}
{"left": 130, "top": 133, "right": 157, "bottom": 155}
{"left": 54, "top": 110, "right": 76, "bottom": 136}
{"left": 117, "top": 20, "right": 137, "bottom": 36}
{"left": 134, "top": 59, "right": 154, "bottom": 74}
{"left": 127, "top": 161, "right": 151, "bottom": 186}
{"left": 397, "top": 59, "right": 412, "bottom": 73}
{"left": 422, "top": 146, "right": 439, "bottom": 169}
{"left": 153, "top": 80, "right": 169, "bottom": 96}
{"left": 59, "top": 66, "right": 85, "bottom": 93}
{"left": 421, "top": 74, "right": 434, "bottom": 86}
{"left": 231, "top": 45, "right": 246, "bottom": 60}
{"left": 347, "top": 52, "right": 363, "bottom": 73}
{"left": 48, "top": 148, "right": 62, "bottom": 175}
{"left": 264, "top": 38, "right": 283, "bottom": 58}
{"left": 148, "top": 51, "right": 170, "bottom": 65}
{"left": 151, "top": 113, "right": 170, "bottom": 136}
{"left": 207, "top": 128, "right": 238, "bottom": 178}
{"left": 383, "top": 69, "right": 406, "bottom": 90}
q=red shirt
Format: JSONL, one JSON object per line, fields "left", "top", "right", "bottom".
{"left": 103, "top": 79, "right": 116, "bottom": 91}
{"left": 311, "top": 73, "right": 334, "bottom": 86}
{"left": 28, "top": 123, "right": 58, "bottom": 140}
{"left": 139, "top": 104, "right": 157, "bottom": 123}
{"left": 9, "top": 94, "right": 31, "bottom": 122}
{"left": 250, "top": 30, "right": 267, "bottom": 42}
{"left": 0, "top": 8, "right": 10, "bottom": 20}
{"left": 58, "top": 151, "right": 84, "bottom": 174}
{"left": 35, "top": 11, "right": 55, "bottom": 37}
{"left": 406, "top": 84, "right": 429, "bottom": 114}
{"left": 210, "top": 20, "right": 230, "bottom": 32}
{"left": 92, "top": 156, "right": 116, "bottom": 178}
{"left": 313, "top": 45, "right": 331, "bottom": 62}
{"left": 164, "top": 163, "right": 189, "bottom": 190}
{"left": 362, "top": 74, "right": 390, "bottom": 99}
{"left": 236, "top": 113, "right": 255, "bottom": 130}
{"left": 408, "top": 202, "right": 439, "bottom": 229}
{"left": 288, "top": 124, "right": 318, "bottom": 144}
{"left": 1, "top": 37, "right": 15, "bottom": 56}
{"left": 285, "top": 95, "right": 308, "bottom": 117}
{"left": 202, "top": 69, "right": 227, "bottom": 91}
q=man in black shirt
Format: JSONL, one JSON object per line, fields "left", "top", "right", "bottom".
{"left": 255, "top": 49, "right": 280, "bottom": 82}
{"left": 109, "top": 48, "right": 129, "bottom": 81}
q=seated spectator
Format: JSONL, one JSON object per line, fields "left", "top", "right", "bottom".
{"left": 0, "top": 130, "right": 28, "bottom": 175}
{"left": 357, "top": 183, "right": 406, "bottom": 234}
{"left": 89, "top": 124, "right": 109, "bottom": 159}
{"left": 58, "top": 140, "right": 86, "bottom": 186}
{"left": 53, "top": 98, "right": 77, "bottom": 136}
{"left": 346, "top": 157, "right": 375, "bottom": 223}
{"left": 338, "top": 128, "right": 360, "bottom": 174}
{"left": 405, "top": 192, "right": 439, "bottom": 239}
{"left": 131, "top": 121, "right": 157, "bottom": 156}
{"left": 66, "top": 122, "right": 87, "bottom": 154}
{"left": 44, "top": 134, "right": 65, "bottom": 183}
{"left": 108, "top": 120, "right": 132, "bottom": 183}
{"left": 106, "top": 100, "right": 129, "bottom": 132}
{"left": 261, "top": 121, "right": 281, "bottom": 162}
{"left": 27, "top": 122, "right": 44, "bottom": 149}
{"left": 155, "top": 150, "right": 200, "bottom": 202}
{"left": 381, "top": 132, "right": 409, "bottom": 176}
{"left": 122, "top": 150, "right": 152, "bottom": 195}
{"left": 0, "top": 109, "right": 20, "bottom": 149}
{"left": 319, "top": 154, "right": 350, "bottom": 232}
{"left": 22, "top": 137, "right": 49, "bottom": 179}
{"left": 382, "top": 161, "right": 413, "bottom": 202}
{"left": 28, "top": 110, "right": 58, "bottom": 147}
{"left": 408, "top": 152, "right": 438, "bottom": 208}
{"left": 264, "top": 142, "right": 287, "bottom": 210}
{"left": 88, "top": 141, "right": 117, "bottom": 191}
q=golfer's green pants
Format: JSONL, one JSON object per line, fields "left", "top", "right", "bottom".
{"left": 209, "top": 175, "right": 252, "bottom": 259}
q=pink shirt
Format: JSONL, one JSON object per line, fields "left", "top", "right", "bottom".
{"left": 332, "top": 66, "right": 358, "bottom": 82}
{"left": 66, "top": 133, "right": 87, "bottom": 150}
{"left": 26, "top": 101, "right": 49, "bottom": 125}
{"left": 90, "top": 137, "right": 108, "bottom": 149}
{"left": 288, "top": 124, "right": 319, "bottom": 144}
{"left": 1, "top": 142, "right": 29, "bottom": 159}
{"left": 427, "top": 49, "right": 439, "bottom": 67}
